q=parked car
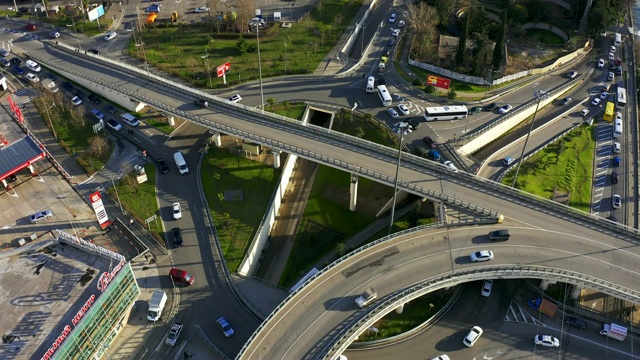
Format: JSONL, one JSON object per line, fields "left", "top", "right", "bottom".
{"left": 30, "top": 210, "right": 53, "bottom": 223}
{"left": 0, "top": 49, "right": 9, "bottom": 57}
{"left": 397, "top": 20, "right": 405, "bottom": 27}
{"left": 423, "top": 136, "right": 437, "bottom": 149}
{"left": 386, "top": 38, "right": 396, "bottom": 46}
{"left": 397, "top": 104, "right": 410, "bottom": 115}
{"left": 88, "top": 93, "right": 101, "bottom": 104}
{"left": 194, "top": 6, "right": 209, "bottom": 12}
{"left": 388, "top": 13, "right": 397, "bottom": 23}
{"left": 608, "top": 52, "right": 615, "bottom": 61}
{"left": 611, "top": 171, "right": 618, "bottom": 184}
{"left": 25, "top": 73, "right": 39, "bottom": 83}
{"left": 463, "top": 326, "right": 483, "bottom": 347}
{"left": 591, "top": 98, "right": 602, "bottom": 106}
{"left": 70, "top": 96, "right": 82, "bottom": 106}
{"left": 391, "top": 29, "right": 400, "bottom": 37}
{"left": 10, "top": 57, "right": 22, "bottom": 66}
{"left": 612, "top": 142, "right": 621, "bottom": 154}
{"left": 597, "top": 58, "right": 605, "bottom": 68}
{"left": 172, "top": 202, "right": 182, "bottom": 219}
{"left": 73, "top": 88, "right": 86, "bottom": 98}
{"left": 387, "top": 108, "right": 399, "bottom": 118}
{"left": 612, "top": 194, "right": 621, "bottom": 209}
{"left": 613, "top": 157, "right": 621, "bottom": 167}
{"left": 158, "top": 158, "right": 169, "bottom": 174}
{"left": 470, "top": 250, "right": 494, "bottom": 262}
{"left": 0, "top": 58, "right": 10, "bottom": 67}
{"left": 498, "top": 104, "right": 512, "bottom": 114}
{"left": 171, "top": 227, "right": 183, "bottom": 246}
{"left": 615, "top": 58, "right": 622, "bottom": 66}
{"left": 480, "top": 279, "right": 493, "bottom": 297}
{"left": 104, "top": 104, "right": 117, "bottom": 114}
{"left": 579, "top": 109, "right": 589, "bottom": 117}
{"left": 534, "top": 335, "right": 560, "bottom": 348}
{"left": 106, "top": 118, "right": 122, "bottom": 131}
{"left": 216, "top": 316, "right": 235, "bottom": 337}
{"left": 609, "top": 45, "right": 616, "bottom": 53}
{"left": 13, "top": 67, "right": 24, "bottom": 75}
{"left": 61, "top": 81, "right": 73, "bottom": 91}
{"left": 25, "top": 23, "right": 36, "bottom": 31}
{"left": 600, "top": 92, "right": 609, "bottom": 99}
{"left": 607, "top": 71, "right": 615, "bottom": 81}
{"left": 565, "top": 316, "right": 587, "bottom": 330}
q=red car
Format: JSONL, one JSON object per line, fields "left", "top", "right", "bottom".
{"left": 169, "top": 268, "right": 195, "bottom": 286}
{"left": 25, "top": 23, "right": 36, "bottom": 31}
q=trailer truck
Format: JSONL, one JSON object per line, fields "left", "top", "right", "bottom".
{"left": 527, "top": 298, "right": 557, "bottom": 317}
{"left": 599, "top": 323, "right": 627, "bottom": 341}
{"left": 147, "top": 290, "right": 168, "bottom": 321}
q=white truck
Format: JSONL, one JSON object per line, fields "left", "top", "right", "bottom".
{"left": 147, "top": 290, "right": 168, "bottom": 322}
{"left": 354, "top": 287, "right": 377, "bottom": 308}
{"left": 599, "top": 323, "right": 627, "bottom": 341}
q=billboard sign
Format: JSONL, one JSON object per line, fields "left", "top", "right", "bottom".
{"left": 216, "top": 62, "right": 231, "bottom": 77}
{"left": 426, "top": 75, "right": 451, "bottom": 90}
{"left": 88, "top": 5, "right": 105, "bottom": 22}
{"left": 89, "top": 191, "right": 111, "bottom": 229}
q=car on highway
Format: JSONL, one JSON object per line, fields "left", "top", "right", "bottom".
{"left": 612, "top": 194, "right": 621, "bottom": 209}
{"left": 610, "top": 45, "right": 616, "bottom": 53}
{"left": 88, "top": 49, "right": 100, "bottom": 55}
{"left": 607, "top": 71, "right": 615, "bottom": 81}
{"left": 386, "top": 38, "right": 396, "bottom": 46}
{"left": 498, "top": 104, "right": 512, "bottom": 114}
{"left": 469, "top": 106, "right": 482, "bottom": 115}
{"left": 25, "top": 23, "right": 36, "bottom": 31}
{"left": 61, "top": 81, "right": 73, "bottom": 91}
{"left": 597, "top": 58, "right": 605, "bottom": 68}
{"left": 600, "top": 92, "right": 609, "bottom": 99}
{"left": 611, "top": 171, "right": 618, "bottom": 184}
{"left": 560, "top": 97, "right": 571, "bottom": 105}
{"left": 13, "top": 67, "right": 24, "bottom": 75}
{"left": 470, "top": 250, "right": 494, "bottom": 262}
{"left": 480, "top": 279, "right": 493, "bottom": 297}
{"left": 0, "top": 58, "right": 10, "bottom": 67}
{"left": 613, "top": 142, "right": 621, "bottom": 154}
{"left": 70, "top": 96, "right": 82, "bottom": 106}
{"left": 534, "top": 335, "right": 560, "bottom": 348}
{"left": 423, "top": 136, "right": 437, "bottom": 149}
{"left": 388, "top": 13, "right": 397, "bottom": 23}
{"left": 195, "top": 6, "right": 209, "bottom": 12}
{"left": 613, "top": 157, "right": 620, "bottom": 167}
{"left": 172, "top": 202, "right": 182, "bottom": 219}
{"left": 565, "top": 316, "right": 587, "bottom": 330}
{"left": 607, "top": 215, "right": 618, "bottom": 222}
{"left": 104, "top": 32, "right": 117, "bottom": 41}
{"left": 226, "top": 94, "right": 242, "bottom": 103}
{"left": 484, "top": 102, "right": 498, "bottom": 112}
{"left": 443, "top": 161, "right": 458, "bottom": 172}
{"left": 397, "top": 104, "right": 410, "bottom": 115}
{"left": 567, "top": 70, "right": 578, "bottom": 78}
{"left": 590, "top": 98, "right": 602, "bottom": 106}
{"left": 106, "top": 118, "right": 122, "bottom": 131}
{"left": 216, "top": 316, "right": 235, "bottom": 337}
{"left": 387, "top": 108, "right": 399, "bottom": 118}
{"left": 49, "top": 31, "right": 60, "bottom": 38}
{"left": 88, "top": 93, "right": 101, "bottom": 104}
{"left": 169, "top": 267, "right": 194, "bottom": 285}
{"left": 503, "top": 156, "right": 515, "bottom": 166}
{"left": 463, "top": 326, "right": 483, "bottom": 347}
{"left": 165, "top": 323, "right": 183, "bottom": 346}
{"left": 25, "top": 73, "right": 39, "bottom": 83}
{"left": 608, "top": 52, "right": 615, "bottom": 61}
{"left": 10, "top": 57, "right": 22, "bottom": 66}
{"left": 171, "top": 227, "right": 183, "bottom": 246}
{"left": 579, "top": 109, "right": 589, "bottom": 117}
{"left": 158, "top": 158, "right": 169, "bottom": 174}
{"left": 194, "top": 98, "right": 209, "bottom": 107}
{"left": 0, "top": 49, "right": 9, "bottom": 57}
{"left": 391, "top": 29, "right": 400, "bottom": 37}
{"left": 30, "top": 210, "right": 53, "bottom": 223}
{"left": 488, "top": 229, "right": 510, "bottom": 241}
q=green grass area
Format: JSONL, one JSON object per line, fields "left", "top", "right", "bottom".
{"left": 201, "top": 147, "right": 280, "bottom": 272}
{"left": 108, "top": 163, "right": 163, "bottom": 241}
{"left": 502, "top": 125, "right": 594, "bottom": 212}
{"left": 526, "top": 29, "right": 565, "bottom": 45}
{"left": 128, "top": 0, "right": 363, "bottom": 88}
{"left": 266, "top": 103, "right": 307, "bottom": 119}
{"left": 142, "top": 117, "right": 174, "bottom": 134}
{"left": 365, "top": 201, "right": 438, "bottom": 244}
{"left": 355, "top": 287, "right": 455, "bottom": 341}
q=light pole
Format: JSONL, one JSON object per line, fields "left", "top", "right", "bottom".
{"left": 284, "top": 36, "right": 287, "bottom": 74}
{"left": 511, "top": 81, "right": 549, "bottom": 188}
{"left": 256, "top": 25, "right": 265, "bottom": 111}
{"left": 41, "top": 98, "right": 57, "bottom": 140}
{"left": 388, "top": 122, "right": 408, "bottom": 235}
{"left": 483, "top": 68, "right": 500, "bottom": 99}
{"left": 351, "top": 102, "right": 357, "bottom": 119}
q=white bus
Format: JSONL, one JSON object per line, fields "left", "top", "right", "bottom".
{"left": 365, "top": 76, "right": 375, "bottom": 93}
{"left": 616, "top": 87, "right": 626, "bottom": 107}
{"left": 377, "top": 85, "right": 392, "bottom": 106}
{"left": 614, "top": 32, "right": 622, "bottom": 47}
{"left": 423, "top": 105, "right": 469, "bottom": 122}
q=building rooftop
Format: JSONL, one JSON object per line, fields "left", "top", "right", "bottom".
{"left": 0, "top": 239, "right": 119, "bottom": 360}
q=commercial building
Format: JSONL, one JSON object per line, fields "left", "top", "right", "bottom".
{"left": 0, "top": 230, "right": 140, "bottom": 360}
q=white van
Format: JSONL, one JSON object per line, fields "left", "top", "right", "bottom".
{"left": 122, "top": 113, "right": 140, "bottom": 127}
{"left": 613, "top": 119, "right": 622, "bottom": 138}
{"left": 365, "top": 76, "right": 375, "bottom": 93}
{"left": 173, "top": 151, "right": 189, "bottom": 175}
{"left": 26, "top": 59, "right": 41, "bottom": 72}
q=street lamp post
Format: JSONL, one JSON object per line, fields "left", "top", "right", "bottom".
{"left": 511, "top": 82, "right": 549, "bottom": 188}
{"left": 41, "top": 98, "right": 57, "bottom": 140}
{"left": 256, "top": 26, "right": 264, "bottom": 111}
{"left": 351, "top": 102, "right": 357, "bottom": 119}
{"left": 388, "top": 122, "right": 407, "bottom": 235}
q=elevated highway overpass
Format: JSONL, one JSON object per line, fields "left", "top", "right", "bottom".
{"left": 20, "top": 42, "right": 640, "bottom": 359}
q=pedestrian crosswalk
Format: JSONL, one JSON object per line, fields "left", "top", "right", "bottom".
{"left": 503, "top": 300, "right": 543, "bottom": 325}
{"left": 11, "top": 88, "right": 36, "bottom": 105}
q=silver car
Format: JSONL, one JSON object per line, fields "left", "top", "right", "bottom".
{"left": 30, "top": 210, "right": 53, "bottom": 223}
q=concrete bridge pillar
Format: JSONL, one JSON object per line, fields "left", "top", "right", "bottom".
{"left": 210, "top": 131, "right": 222, "bottom": 147}
{"left": 570, "top": 285, "right": 583, "bottom": 300}
{"left": 349, "top": 174, "right": 359, "bottom": 211}
{"left": 271, "top": 150, "right": 282, "bottom": 169}
{"left": 539, "top": 280, "right": 551, "bottom": 291}
{"left": 395, "top": 303, "right": 405, "bottom": 314}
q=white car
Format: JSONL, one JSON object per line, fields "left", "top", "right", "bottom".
{"left": 70, "top": 96, "right": 82, "bottom": 106}
{"left": 397, "top": 20, "right": 405, "bottom": 27}
{"left": 107, "top": 118, "right": 123, "bottom": 131}
{"left": 25, "top": 73, "right": 39, "bottom": 83}
{"left": 49, "top": 31, "right": 60, "bottom": 38}
{"left": 481, "top": 279, "right": 493, "bottom": 297}
{"left": 567, "top": 70, "right": 578, "bottom": 79}
{"left": 387, "top": 108, "right": 399, "bottom": 118}
{"left": 498, "top": 104, "right": 512, "bottom": 114}
{"left": 195, "top": 6, "right": 209, "bottom": 12}
{"left": 579, "top": 108, "right": 589, "bottom": 117}
{"left": 612, "top": 194, "right": 621, "bottom": 209}
{"left": 597, "top": 58, "right": 605, "bottom": 68}
{"left": 397, "top": 104, "right": 410, "bottom": 115}
{"left": 470, "top": 250, "right": 494, "bottom": 262}
{"left": 165, "top": 323, "right": 183, "bottom": 346}
{"left": 104, "top": 32, "right": 117, "bottom": 41}
{"left": 430, "top": 356, "right": 450, "bottom": 360}
{"left": 388, "top": 13, "right": 397, "bottom": 23}
{"left": 172, "top": 202, "right": 182, "bottom": 219}
{"left": 391, "top": 29, "right": 400, "bottom": 37}
{"left": 613, "top": 142, "right": 621, "bottom": 153}
{"left": 591, "top": 98, "right": 602, "bottom": 106}
{"left": 608, "top": 52, "right": 615, "bottom": 61}
{"left": 227, "top": 94, "right": 242, "bottom": 103}
{"left": 610, "top": 45, "right": 616, "bottom": 53}
{"left": 0, "top": 49, "right": 9, "bottom": 57}
{"left": 615, "top": 111, "right": 623, "bottom": 121}
{"left": 443, "top": 161, "right": 458, "bottom": 173}
{"left": 607, "top": 71, "right": 615, "bottom": 81}
{"left": 534, "top": 335, "right": 560, "bottom": 348}
{"left": 30, "top": 210, "right": 53, "bottom": 223}
{"left": 463, "top": 326, "right": 483, "bottom": 347}
{"left": 600, "top": 91, "right": 609, "bottom": 99}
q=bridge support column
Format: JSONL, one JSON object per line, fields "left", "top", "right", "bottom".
{"left": 210, "top": 131, "right": 222, "bottom": 147}
{"left": 539, "top": 280, "right": 555, "bottom": 291}
{"left": 395, "top": 303, "right": 404, "bottom": 314}
{"left": 570, "top": 285, "right": 583, "bottom": 300}
{"left": 271, "top": 150, "right": 282, "bottom": 169}
{"left": 349, "top": 174, "right": 359, "bottom": 211}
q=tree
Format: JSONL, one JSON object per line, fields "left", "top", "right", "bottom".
{"left": 447, "top": 86, "right": 456, "bottom": 100}
{"left": 186, "top": 57, "right": 198, "bottom": 70}
{"left": 353, "top": 127, "right": 365, "bottom": 138}
{"left": 455, "top": 11, "right": 469, "bottom": 67}
{"left": 88, "top": 136, "right": 109, "bottom": 157}
{"left": 236, "top": 35, "right": 248, "bottom": 54}
{"left": 235, "top": 0, "right": 254, "bottom": 32}
{"left": 491, "top": 14, "right": 507, "bottom": 72}
{"left": 432, "top": 0, "right": 454, "bottom": 27}
{"left": 334, "top": 13, "right": 344, "bottom": 28}
{"left": 266, "top": 97, "right": 276, "bottom": 106}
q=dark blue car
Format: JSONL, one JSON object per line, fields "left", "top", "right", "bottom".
{"left": 13, "top": 67, "right": 23, "bottom": 75}
{"left": 613, "top": 157, "right": 621, "bottom": 167}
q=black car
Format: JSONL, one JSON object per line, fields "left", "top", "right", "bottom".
{"left": 386, "top": 39, "right": 396, "bottom": 46}
{"left": 194, "top": 99, "right": 209, "bottom": 107}
{"left": 104, "top": 104, "right": 117, "bottom": 114}
{"left": 560, "top": 97, "right": 572, "bottom": 105}
{"left": 378, "top": 78, "right": 386, "bottom": 86}
{"left": 73, "top": 88, "right": 86, "bottom": 98}
{"left": 611, "top": 171, "right": 618, "bottom": 184}
{"left": 409, "top": 118, "right": 420, "bottom": 130}
{"left": 61, "top": 82, "right": 73, "bottom": 91}
{"left": 423, "top": 136, "right": 437, "bottom": 149}
{"left": 565, "top": 316, "right": 587, "bottom": 330}
{"left": 10, "top": 57, "right": 22, "bottom": 66}
{"left": 157, "top": 158, "right": 169, "bottom": 174}
{"left": 469, "top": 106, "right": 482, "bottom": 115}
{"left": 607, "top": 215, "right": 618, "bottom": 222}
{"left": 171, "top": 227, "right": 183, "bottom": 247}
{"left": 484, "top": 102, "right": 498, "bottom": 111}
{"left": 88, "top": 93, "right": 101, "bottom": 104}
{"left": 87, "top": 49, "right": 100, "bottom": 55}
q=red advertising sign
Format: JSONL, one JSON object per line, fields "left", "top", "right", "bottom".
{"left": 89, "top": 191, "right": 111, "bottom": 229}
{"left": 7, "top": 96, "right": 25, "bottom": 122}
{"left": 426, "top": 75, "right": 451, "bottom": 90}
{"left": 216, "top": 62, "right": 231, "bottom": 77}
